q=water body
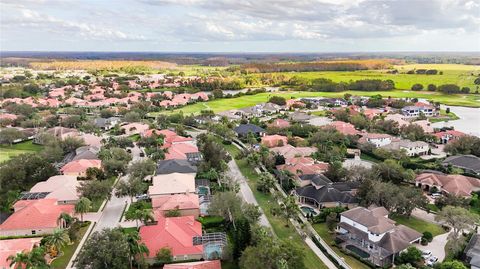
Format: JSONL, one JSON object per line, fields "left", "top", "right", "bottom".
{"left": 431, "top": 105, "right": 480, "bottom": 137}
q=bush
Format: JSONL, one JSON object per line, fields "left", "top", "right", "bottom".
{"left": 422, "top": 231, "right": 433, "bottom": 243}
{"left": 411, "top": 84, "right": 424, "bottom": 91}
{"left": 197, "top": 216, "right": 225, "bottom": 229}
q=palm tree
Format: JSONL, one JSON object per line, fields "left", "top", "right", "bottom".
{"left": 280, "top": 195, "right": 299, "bottom": 227}
{"left": 75, "top": 197, "right": 92, "bottom": 222}
{"left": 126, "top": 209, "right": 155, "bottom": 229}
{"left": 57, "top": 212, "right": 73, "bottom": 229}
{"left": 125, "top": 231, "right": 149, "bottom": 269}
{"left": 44, "top": 229, "right": 71, "bottom": 257}
{"left": 7, "top": 247, "right": 49, "bottom": 269}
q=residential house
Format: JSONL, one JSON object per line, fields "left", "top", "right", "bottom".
{"left": 233, "top": 124, "right": 265, "bottom": 138}
{"left": 433, "top": 130, "right": 466, "bottom": 144}
{"left": 78, "top": 133, "right": 103, "bottom": 147}
{"left": 384, "top": 114, "right": 409, "bottom": 127}
{"left": 156, "top": 159, "right": 198, "bottom": 175}
{"left": 276, "top": 157, "right": 329, "bottom": 179}
{"left": 0, "top": 199, "right": 74, "bottom": 236}
{"left": 285, "top": 99, "right": 305, "bottom": 109}
{"left": 0, "top": 238, "right": 42, "bottom": 269}
{"left": 359, "top": 133, "right": 394, "bottom": 148}
{"left": 293, "top": 174, "right": 359, "bottom": 209}
{"left": 328, "top": 121, "right": 359, "bottom": 136}
{"left": 443, "top": 155, "right": 480, "bottom": 176}
{"left": 289, "top": 111, "right": 311, "bottom": 122}
{"left": 94, "top": 117, "right": 121, "bottom": 130}
{"left": 465, "top": 234, "right": 480, "bottom": 269}
{"left": 152, "top": 193, "right": 200, "bottom": 218}
{"left": 381, "top": 139, "right": 430, "bottom": 156}
{"left": 336, "top": 206, "right": 422, "bottom": 267}
{"left": 270, "top": 144, "right": 317, "bottom": 159}
{"left": 120, "top": 122, "right": 149, "bottom": 136}
{"left": 140, "top": 215, "right": 203, "bottom": 263}
{"left": 28, "top": 175, "right": 80, "bottom": 204}
{"left": 267, "top": 118, "right": 291, "bottom": 129}
{"left": 401, "top": 103, "right": 437, "bottom": 117}
{"left": 163, "top": 260, "right": 222, "bottom": 269}
{"left": 60, "top": 159, "right": 102, "bottom": 177}
{"left": 72, "top": 146, "right": 100, "bottom": 161}
{"left": 148, "top": 173, "right": 196, "bottom": 197}
{"left": 415, "top": 172, "right": 480, "bottom": 198}
{"left": 261, "top": 135, "right": 288, "bottom": 148}
{"left": 307, "top": 116, "right": 332, "bottom": 127}
{"left": 412, "top": 120, "right": 434, "bottom": 134}
{"left": 165, "top": 143, "right": 201, "bottom": 162}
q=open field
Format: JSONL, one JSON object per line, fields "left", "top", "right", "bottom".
{"left": 257, "top": 64, "right": 479, "bottom": 90}
{"left": 0, "top": 140, "right": 43, "bottom": 163}
{"left": 148, "top": 90, "right": 480, "bottom": 117}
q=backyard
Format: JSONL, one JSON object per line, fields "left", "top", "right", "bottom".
{"left": 0, "top": 140, "right": 43, "bottom": 163}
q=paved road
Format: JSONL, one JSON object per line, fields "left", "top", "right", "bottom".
{"left": 227, "top": 159, "right": 272, "bottom": 229}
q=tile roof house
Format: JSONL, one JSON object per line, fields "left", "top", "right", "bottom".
{"left": 381, "top": 139, "right": 430, "bottom": 157}
{"left": 384, "top": 114, "right": 409, "bottom": 127}
{"left": 415, "top": 172, "right": 480, "bottom": 197}
{"left": 163, "top": 260, "right": 221, "bottom": 269}
{"left": 156, "top": 159, "right": 198, "bottom": 175}
{"left": 152, "top": 193, "right": 200, "bottom": 218}
{"left": 0, "top": 199, "right": 74, "bottom": 236}
{"left": 443, "top": 155, "right": 480, "bottom": 176}
{"left": 140, "top": 214, "right": 203, "bottom": 263}
{"left": 0, "top": 238, "right": 42, "bottom": 269}
{"left": 401, "top": 104, "right": 437, "bottom": 117}
{"left": 293, "top": 175, "right": 359, "bottom": 209}
{"left": 78, "top": 133, "right": 103, "bottom": 148}
{"left": 270, "top": 144, "right": 317, "bottom": 159}
{"left": 412, "top": 120, "right": 434, "bottom": 134}
{"left": 358, "top": 133, "right": 394, "bottom": 148}
{"left": 120, "top": 122, "right": 150, "bottom": 136}
{"left": 28, "top": 175, "right": 80, "bottom": 204}
{"left": 94, "top": 117, "right": 121, "bottom": 130}
{"left": 165, "top": 143, "right": 200, "bottom": 161}
{"left": 261, "top": 135, "right": 288, "bottom": 148}
{"left": 60, "top": 159, "right": 102, "bottom": 177}
{"left": 336, "top": 206, "right": 422, "bottom": 267}
{"left": 328, "top": 121, "right": 359, "bottom": 136}
{"left": 233, "top": 124, "right": 265, "bottom": 137}
{"left": 267, "top": 118, "right": 291, "bottom": 129}
{"left": 276, "top": 162, "right": 329, "bottom": 178}
{"left": 289, "top": 111, "right": 311, "bottom": 122}
{"left": 148, "top": 173, "right": 196, "bottom": 197}
{"left": 72, "top": 146, "right": 100, "bottom": 161}
{"left": 433, "top": 130, "right": 466, "bottom": 144}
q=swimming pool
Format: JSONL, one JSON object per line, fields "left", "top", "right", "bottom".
{"left": 301, "top": 206, "right": 318, "bottom": 216}
{"left": 204, "top": 242, "right": 223, "bottom": 259}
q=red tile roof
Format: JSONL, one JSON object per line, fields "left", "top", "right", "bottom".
{"left": 60, "top": 159, "right": 102, "bottom": 174}
{"left": 0, "top": 238, "right": 42, "bottom": 268}
{"left": 268, "top": 118, "right": 291, "bottom": 129}
{"left": 328, "top": 121, "right": 359, "bottom": 136}
{"left": 163, "top": 260, "right": 221, "bottom": 269}
{"left": 0, "top": 199, "right": 74, "bottom": 231}
{"left": 152, "top": 194, "right": 200, "bottom": 211}
{"left": 140, "top": 214, "right": 203, "bottom": 258}
{"left": 165, "top": 144, "right": 199, "bottom": 160}
{"left": 261, "top": 135, "right": 288, "bottom": 148}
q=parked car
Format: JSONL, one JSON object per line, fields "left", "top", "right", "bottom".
{"left": 422, "top": 250, "right": 432, "bottom": 259}
{"left": 126, "top": 148, "right": 132, "bottom": 153}
{"left": 426, "top": 256, "right": 438, "bottom": 266}
{"left": 139, "top": 152, "right": 145, "bottom": 157}
{"left": 136, "top": 194, "right": 149, "bottom": 200}
{"left": 431, "top": 193, "right": 441, "bottom": 198}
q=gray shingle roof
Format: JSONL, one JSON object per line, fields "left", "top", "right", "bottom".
{"left": 156, "top": 159, "right": 197, "bottom": 175}
{"left": 233, "top": 124, "right": 265, "bottom": 135}
{"left": 443, "top": 155, "right": 480, "bottom": 173}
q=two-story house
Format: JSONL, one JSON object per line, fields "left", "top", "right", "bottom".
{"left": 336, "top": 206, "right": 422, "bottom": 267}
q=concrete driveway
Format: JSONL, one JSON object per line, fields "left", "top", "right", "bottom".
{"left": 416, "top": 231, "right": 451, "bottom": 262}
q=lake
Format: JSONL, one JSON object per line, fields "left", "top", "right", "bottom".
{"left": 432, "top": 105, "right": 480, "bottom": 137}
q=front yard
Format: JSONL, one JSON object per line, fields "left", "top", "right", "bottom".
{"left": 50, "top": 222, "right": 91, "bottom": 269}
{"left": 390, "top": 215, "right": 445, "bottom": 237}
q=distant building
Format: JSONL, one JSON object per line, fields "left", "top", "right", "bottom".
{"left": 381, "top": 139, "right": 429, "bottom": 156}
{"left": 401, "top": 103, "right": 437, "bottom": 117}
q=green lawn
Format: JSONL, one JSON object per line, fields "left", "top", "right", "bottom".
{"left": 148, "top": 90, "right": 480, "bottom": 117}
{"left": 50, "top": 223, "right": 90, "bottom": 269}
{"left": 313, "top": 223, "right": 371, "bottom": 269}
{"left": 0, "top": 140, "right": 43, "bottom": 163}
{"left": 429, "top": 109, "right": 460, "bottom": 123}
{"left": 390, "top": 215, "right": 445, "bottom": 237}
{"left": 224, "top": 145, "right": 328, "bottom": 269}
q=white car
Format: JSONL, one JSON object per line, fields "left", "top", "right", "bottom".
{"left": 422, "top": 250, "right": 432, "bottom": 259}
{"left": 431, "top": 193, "right": 441, "bottom": 198}
{"left": 426, "top": 256, "right": 438, "bottom": 266}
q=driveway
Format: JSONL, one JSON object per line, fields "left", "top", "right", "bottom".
{"left": 417, "top": 232, "right": 451, "bottom": 262}
{"left": 226, "top": 159, "right": 272, "bottom": 229}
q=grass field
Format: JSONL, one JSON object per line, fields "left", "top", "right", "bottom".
{"left": 390, "top": 215, "right": 445, "bottom": 237}
{"left": 0, "top": 140, "right": 43, "bottom": 163}
{"left": 257, "top": 64, "right": 480, "bottom": 90}
{"left": 148, "top": 89, "right": 480, "bottom": 117}
{"left": 223, "top": 144, "right": 328, "bottom": 269}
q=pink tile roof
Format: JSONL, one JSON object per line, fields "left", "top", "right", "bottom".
{"left": 0, "top": 199, "right": 74, "bottom": 231}
{"left": 277, "top": 162, "right": 329, "bottom": 176}
{"left": 268, "top": 118, "right": 291, "bottom": 129}
{"left": 139, "top": 215, "right": 203, "bottom": 258}
{"left": 0, "top": 238, "right": 42, "bottom": 268}
{"left": 152, "top": 194, "right": 199, "bottom": 211}
{"left": 416, "top": 173, "right": 480, "bottom": 197}
{"left": 328, "top": 121, "right": 359, "bottom": 136}
{"left": 165, "top": 143, "right": 199, "bottom": 160}
{"left": 270, "top": 144, "right": 317, "bottom": 159}
{"left": 261, "top": 135, "right": 288, "bottom": 148}
{"left": 60, "top": 159, "right": 102, "bottom": 174}
{"left": 163, "top": 260, "right": 222, "bottom": 269}
{"left": 286, "top": 99, "right": 306, "bottom": 108}
{"left": 0, "top": 113, "right": 17, "bottom": 120}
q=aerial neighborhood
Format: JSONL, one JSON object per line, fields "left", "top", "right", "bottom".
{"left": 0, "top": 57, "right": 480, "bottom": 269}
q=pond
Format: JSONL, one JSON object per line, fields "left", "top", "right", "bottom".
{"left": 431, "top": 105, "right": 480, "bottom": 137}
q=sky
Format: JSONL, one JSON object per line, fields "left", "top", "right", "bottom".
{"left": 1, "top": 0, "right": 479, "bottom": 52}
